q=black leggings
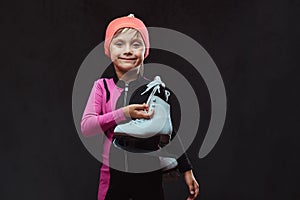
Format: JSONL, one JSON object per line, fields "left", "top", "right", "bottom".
{"left": 104, "top": 137, "right": 164, "bottom": 200}
{"left": 105, "top": 168, "right": 164, "bottom": 200}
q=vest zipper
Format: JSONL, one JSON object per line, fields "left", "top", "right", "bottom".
{"left": 123, "top": 83, "right": 129, "bottom": 107}
{"left": 123, "top": 82, "right": 129, "bottom": 172}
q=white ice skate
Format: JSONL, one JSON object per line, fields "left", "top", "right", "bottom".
{"left": 114, "top": 76, "right": 172, "bottom": 139}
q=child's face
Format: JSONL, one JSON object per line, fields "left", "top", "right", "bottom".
{"left": 109, "top": 29, "right": 145, "bottom": 77}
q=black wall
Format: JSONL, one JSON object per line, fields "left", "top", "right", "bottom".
{"left": 2, "top": 0, "right": 299, "bottom": 199}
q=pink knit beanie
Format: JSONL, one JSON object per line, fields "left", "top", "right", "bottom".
{"left": 104, "top": 14, "right": 150, "bottom": 58}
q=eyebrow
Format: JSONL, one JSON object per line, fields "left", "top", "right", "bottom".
{"left": 112, "top": 38, "right": 143, "bottom": 44}
{"left": 131, "top": 38, "right": 143, "bottom": 43}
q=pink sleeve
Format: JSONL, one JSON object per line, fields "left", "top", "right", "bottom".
{"left": 81, "top": 80, "right": 126, "bottom": 137}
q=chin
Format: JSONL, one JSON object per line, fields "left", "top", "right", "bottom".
{"left": 117, "top": 66, "right": 136, "bottom": 72}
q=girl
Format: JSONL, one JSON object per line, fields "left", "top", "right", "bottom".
{"left": 81, "top": 14, "right": 199, "bottom": 200}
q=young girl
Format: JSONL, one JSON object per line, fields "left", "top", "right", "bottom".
{"left": 81, "top": 14, "right": 199, "bottom": 200}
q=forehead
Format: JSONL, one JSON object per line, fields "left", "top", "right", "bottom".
{"left": 112, "top": 28, "right": 143, "bottom": 41}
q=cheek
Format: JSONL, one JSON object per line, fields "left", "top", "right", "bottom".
{"left": 136, "top": 49, "right": 145, "bottom": 60}
{"left": 109, "top": 49, "right": 120, "bottom": 61}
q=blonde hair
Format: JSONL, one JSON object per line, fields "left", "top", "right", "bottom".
{"left": 112, "top": 27, "right": 145, "bottom": 76}
{"left": 112, "top": 27, "right": 142, "bottom": 40}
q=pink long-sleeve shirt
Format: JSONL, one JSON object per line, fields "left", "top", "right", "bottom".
{"left": 81, "top": 77, "right": 127, "bottom": 200}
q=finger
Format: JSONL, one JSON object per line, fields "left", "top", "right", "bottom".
{"left": 187, "top": 196, "right": 193, "bottom": 200}
{"left": 133, "top": 111, "right": 148, "bottom": 119}
{"left": 143, "top": 103, "right": 149, "bottom": 108}
{"left": 189, "top": 182, "right": 199, "bottom": 200}
{"left": 194, "top": 183, "right": 199, "bottom": 197}
{"left": 187, "top": 194, "right": 196, "bottom": 200}
{"left": 142, "top": 103, "right": 149, "bottom": 110}
{"left": 189, "top": 185, "right": 195, "bottom": 196}
{"left": 190, "top": 189, "right": 195, "bottom": 195}
{"left": 144, "top": 103, "right": 149, "bottom": 111}
{"left": 142, "top": 111, "right": 152, "bottom": 119}
{"left": 147, "top": 109, "right": 155, "bottom": 118}
{"left": 189, "top": 188, "right": 196, "bottom": 200}
{"left": 133, "top": 104, "right": 148, "bottom": 110}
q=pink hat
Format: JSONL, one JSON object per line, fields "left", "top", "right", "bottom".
{"left": 104, "top": 14, "right": 150, "bottom": 58}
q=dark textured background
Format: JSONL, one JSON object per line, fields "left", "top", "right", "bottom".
{"left": 2, "top": 0, "right": 300, "bottom": 199}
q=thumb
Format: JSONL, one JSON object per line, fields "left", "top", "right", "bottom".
{"left": 189, "top": 185, "right": 195, "bottom": 195}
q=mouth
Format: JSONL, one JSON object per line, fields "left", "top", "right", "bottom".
{"left": 119, "top": 57, "right": 137, "bottom": 60}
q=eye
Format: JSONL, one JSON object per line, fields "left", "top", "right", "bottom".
{"left": 114, "top": 42, "right": 123, "bottom": 47}
{"left": 132, "top": 42, "right": 142, "bottom": 48}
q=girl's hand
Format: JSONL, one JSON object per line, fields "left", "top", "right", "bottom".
{"left": 183, "top": 170, "right": 199, "bottom": 200}
{"left": 122, "top": 103, "right": 154, "bottom": 119}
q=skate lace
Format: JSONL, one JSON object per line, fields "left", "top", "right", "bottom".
{"left": 141, "top": 76, "right": 170, "bottom": 104}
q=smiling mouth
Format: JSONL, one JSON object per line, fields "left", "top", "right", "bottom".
{"left": 119, "top": 57, "right": 136, "bottom": 60}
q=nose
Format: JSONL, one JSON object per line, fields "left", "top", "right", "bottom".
{"left": 123, "top": 44, "right": 133, "bottom": 55}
